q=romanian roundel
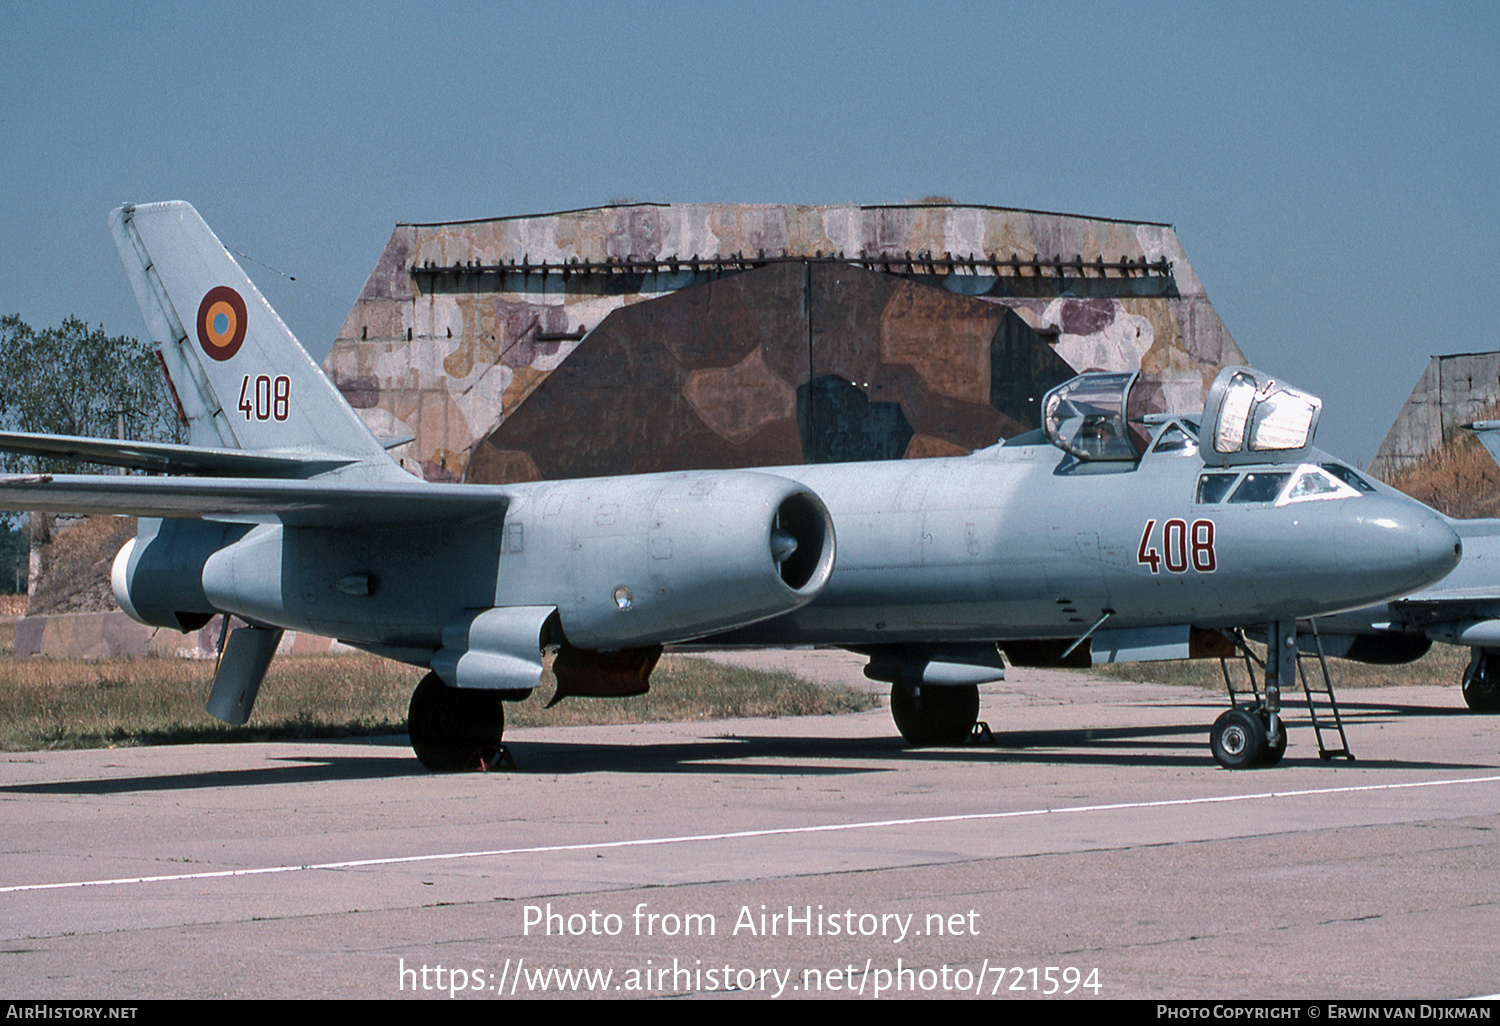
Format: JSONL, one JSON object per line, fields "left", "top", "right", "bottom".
{"left": 196, "top": 286, "right": 248, "bottom": 361}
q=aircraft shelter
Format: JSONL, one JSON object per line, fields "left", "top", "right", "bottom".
{"left": 323, "top": 202, "right": 1246, "bottom": 483}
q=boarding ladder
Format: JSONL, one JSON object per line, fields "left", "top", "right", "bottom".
{"left": 1219, "top": 626, "right": 1354, "bottom": 761}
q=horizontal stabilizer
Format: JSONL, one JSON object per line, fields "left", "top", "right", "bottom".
{"left": 0, "top": 430, "right": 358, "bottom": 478}
{"left": 0, "top": 473, "right": 509, "bottom": 527}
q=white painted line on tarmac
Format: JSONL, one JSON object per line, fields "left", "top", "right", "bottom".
{"left": 4, "top": 773, "right": 1498, "bottom": 895}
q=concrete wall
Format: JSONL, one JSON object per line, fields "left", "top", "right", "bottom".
{"left": 10, "top": 612, "right": 349, "bottom": 660}
{"left": 325, "top": 202, "right": 1245, "bottom": 483}
{"left": 1369, "top": 352, "right": 1500, "bottom": 479}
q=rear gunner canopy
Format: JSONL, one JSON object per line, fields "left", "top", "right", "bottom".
{"left": 1043, "top": 371, "right": 1141, "bottom": 461}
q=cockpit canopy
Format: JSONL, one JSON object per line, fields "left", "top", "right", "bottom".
{"left": 1200, "top": 366, "right": 1322, "bottom": 467}
{"left": 1042, "top": 371, "right": 1141, "bottom": 461}
{"left": 1040, "top": 364, "right": 1324, "bottom": 467}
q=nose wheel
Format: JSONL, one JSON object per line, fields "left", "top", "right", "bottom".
{"left": 1209, "top": 708, "right": 1285, "bottom": 769}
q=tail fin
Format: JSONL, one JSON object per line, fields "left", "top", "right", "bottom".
{"left": 110, "top": 201, "right": 390, "bottom": 464}
{"left": 1468, "top": 420, "right": 1500, "bottom": 471}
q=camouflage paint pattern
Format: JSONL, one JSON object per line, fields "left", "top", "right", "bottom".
{"left": 324, "top": 203, "right": 1245, "bottom": 483}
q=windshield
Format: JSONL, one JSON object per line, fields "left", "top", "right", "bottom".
{"left": 1195, "top": 464, "right": 1364, "bottom": 505}
{"left": 1150, "top": 422, "right": 1199, "bottom": 456}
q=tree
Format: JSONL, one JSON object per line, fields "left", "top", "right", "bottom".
{"left": 0, "top": 314, "right": 183, "bottom": 466}
{"left": 0, "top": 314, "right": 184, "bottom": 533}
{"left": 0, "top": 528, "right": 26, "bottom": 595}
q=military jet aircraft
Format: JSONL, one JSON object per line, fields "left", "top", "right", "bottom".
{"left": 0, "top": 202, "right": 1464, "bottom": 771}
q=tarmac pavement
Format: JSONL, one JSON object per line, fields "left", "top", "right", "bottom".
{"left": 2, "top": 656, "right": 1498, "bottom": 1000}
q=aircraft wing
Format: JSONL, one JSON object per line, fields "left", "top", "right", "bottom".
{"left": 0, "top": 430, "right": 359, "bottom": 478}
{"left": 0, "top": 473, "right": 508, "bottom": 527}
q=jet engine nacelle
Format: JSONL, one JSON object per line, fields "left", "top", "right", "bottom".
{"left": 494, "top": 471, "right": 836, "bottom": 650}
{"left": 111, "top": 471, "right": 837, "bottom": 665}
{"left": 111, "top": 518, "right": 248, "bottom": 631}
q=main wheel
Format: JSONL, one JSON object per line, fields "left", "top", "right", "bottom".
{"left": 890, "top": 682, "right": 979, "bottom": 747}
{"left": 1210, "top": 708, "right": 1267, "bottom": 769}
{"left": 1461, "top": 650, "right": 1500, "bottom": 713}
{"left": 408, "top": 672, "right": 506, "bottom": 772}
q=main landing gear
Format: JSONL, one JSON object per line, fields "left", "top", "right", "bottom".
{"left": 890, "top": 682, "right": 980, "bottom": 747}
{"left": 1461, "top": 649, "right": 1500, "bottom": 713}
{"left": 408, "top": 672, "right": 508, "bottom": 772}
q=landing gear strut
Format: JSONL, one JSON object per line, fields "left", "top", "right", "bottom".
{"left": 890, "top": 682, "right": 979, "bottom": 747}
{"left": 1210, "top": 620, "right": 1294, "bottom": 769}
{"left": 1462, "top": 649, "right": 1500, "bottom": 712}
{"left": 408, "top": 672, "right": 507, "bottom": 772}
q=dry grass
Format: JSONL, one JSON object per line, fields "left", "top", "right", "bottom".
{"left": 1092, "top": 643, "right": 1470, "bottom": 692}
{"left": 27, "top": 516, "right": 135, "bottom": 614}
{"left": 1380, "top": 407, "right": 1500, "bottom": 519}
{"left": 0, "top": 651, "right": 877, "bottom": 752}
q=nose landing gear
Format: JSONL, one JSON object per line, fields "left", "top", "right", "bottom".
{"left": 1209, "top": 620, "right": 1347, "bottom": 769}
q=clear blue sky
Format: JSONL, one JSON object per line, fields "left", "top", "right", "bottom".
{"left": 3, "top": 1, "right": 1495, "bottom": 465}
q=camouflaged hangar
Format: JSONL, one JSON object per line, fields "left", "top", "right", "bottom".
{"left": 324, "top": 202, "right": 1247, "bottom": 483}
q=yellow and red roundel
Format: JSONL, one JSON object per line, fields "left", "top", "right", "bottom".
{"left": 196, "top": 286, "right": 248, "bottom": 361}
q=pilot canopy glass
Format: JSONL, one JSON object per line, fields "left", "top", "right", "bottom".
{"left": 1043, "top": 372, "right": 1139, "bottom": 461}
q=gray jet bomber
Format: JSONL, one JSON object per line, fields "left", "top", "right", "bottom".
{"left": 0, "top": 202, "right": 1464, "bottom": 770}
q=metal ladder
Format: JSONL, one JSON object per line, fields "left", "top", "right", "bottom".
{"left": 1219, "top": 628, "right": 1265, "bottom": 709}
{"left": 1218, "top": 626, "right": 1354, "bottom": 761}
{"left": 1296, "top": 622, "right": 1354, "bottom": 761}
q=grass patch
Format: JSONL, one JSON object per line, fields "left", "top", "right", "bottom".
{"left": 0, "top": 652, "right": 878, "bottom": 752}
{"left": 1091, "top": 643, "right": 1471, "bottom": 692}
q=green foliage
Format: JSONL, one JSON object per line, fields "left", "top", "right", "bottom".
{"left": 0, "top": 529, "right": 26, "bottom": 594}
{"left": 0, "top": 314, "right": 182, "bottom": 469}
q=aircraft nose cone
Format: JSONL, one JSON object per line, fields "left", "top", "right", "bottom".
{"left": 1353, "top": 500, "right": 1461, "bottom": 596}
{"left": 1413, "top": 509, "right": 1463, "bottom": 586}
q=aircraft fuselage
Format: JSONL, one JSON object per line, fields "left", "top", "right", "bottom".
{"left": 117, "top": 431, "right": 1459, "bottom": 659}
{"left": 703, "top": 440, "right": 1460, "bottom": 646}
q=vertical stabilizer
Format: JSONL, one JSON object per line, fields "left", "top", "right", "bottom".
{"left": 110, "top": 201, "right": 391, "bottom": 464}
{"left": 1469, "top": 420, "right": 1500, "bottom": 471}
